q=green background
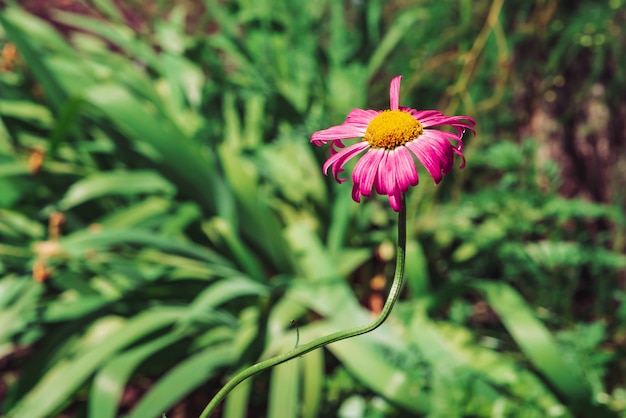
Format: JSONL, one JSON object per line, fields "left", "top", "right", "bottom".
{"left": 0, "top": 0, "right": 625, "bottom": 417}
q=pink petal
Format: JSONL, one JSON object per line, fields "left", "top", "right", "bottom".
{"left": 391, "top": 146, "right": 419, "bottom": 192}
{"left": 346, "top": 108, "right": 379, "bottom": 124}
{"left": 389, "top": 76, "right": 402, "bottom": 111}
{"left": 422, "top": 131, "right": 456, "bottom": 173}
{"left": 406, "top": 132, "right": 455, "bottom": 183}
{"left": 452, "top": 144, "right": 466, "bottom": 168}
{"left": 373, "top": 151, "right": 389, "bottom": 195}
{"left": 381, "top": 152, "right": 398, "bottom": 197}
{"left": 311, "top": 122, "right": 367, "bottom": 145}
{"left": 329, "top": 139, "right": 346, "bottom": 156}
{"left": 388, "top": 191, "right": 403, "bottom": 212}
{"left": 421, "top": 115, "right": 476, "bottom": 137}
{"left": 379, "top": 155, "right": 402, "bottom": 212}
{"left": 323, "top": 141, "right": 369, "bottom": 182}
{"left": 432, "top": 129, "right": 465, "bottom": 160}
{"left": 411, "top": 109, "right": 444, "bottom": 121}
{"left": 353, "top": 148, "right": 385, "bottom": 197}
{"left": 351, "top": 183, "right": 361, "bottom": 203}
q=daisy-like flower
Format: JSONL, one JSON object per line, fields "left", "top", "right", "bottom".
{"left": 311, "top": 75, "right": 475, "bottom": 212}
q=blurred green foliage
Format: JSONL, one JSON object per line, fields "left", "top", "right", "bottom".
{"left": 0, "top": 0, "right": 625, "bottom": 417}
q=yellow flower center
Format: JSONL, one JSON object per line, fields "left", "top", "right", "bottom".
{"left": 364, "top": 110, "right": 423, "bottom": 150}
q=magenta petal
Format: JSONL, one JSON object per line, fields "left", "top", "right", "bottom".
{"left": 353, "top": 148, "right": 385, "bottom": 197}
{"left": 311, "top": 122, "right": 367, "bottom": 145}
{"left": 381, "top": 156, "right": 402, "bottom": 212}
{"left": 407, "top": 144, "right": 442, "bottom": 183}
{"left": 388, "top": 191, "right": 403, "bottom": 212}
{"left": 323, "top": 141, "right": 369, "bottom": 182}
{"left": 393, "top": 147, "right": 419, "bottom": 192}
{"left": 329, "top": 140, "right": 346, "bottom": 156}
{"left": 383, "top": 154, "right": 398, "bottom": 198}
{"left": 421, "top": 115, "right": 476, "bottom": 136}
{"left": 453, "top": 145, "right": 466, "bottom": 168}
{"left": 351, "top": 183, "right": 361, "bottom": 203}
{"left": 346, "top": 108, "right": 379, "bottom": 125}
{"left": 373, "top": 151, "right": 388, "bottom": 194}
{"left": 422, "top": 131, "right": 456, "bottom": 173}
{"left": 411, "top": 110, "right": 445, "bottom": 124}
{"left": 406, "top": 133, "right": 455, "bottom": 184}
{"left": 389, "top": 76, "right": 402, "bottom": 111}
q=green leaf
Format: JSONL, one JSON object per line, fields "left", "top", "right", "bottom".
{"left": 125, "top": 343, "right": 234, "bottom": 418}
{"left": 301, "top": 348, "right": 323, "bottom": 418}
{"left": 523, "top": 240, "right": 588, "bottom": 269}
{"left": 59, "top": 228, "right": 230, "bottom": 266}
{"left": 0, "top": 100, "right": 53, "bottom": 127}
{"left": 223, "top": 378, "right": 252, "bottom": 418}
{"left": 218, "top": 141, "right": 292, "bottom": 273}
{"left": 52, "top": 11, "right": 159, "bottom": 70}
{"left": 98, "top": 197, "right": 172, "bottom": 228}
{"left": 89, "top": 332, "right": 187, "bottom": 418}
{"left": 0, "top": 8, "right": 70, "bottom": 111}
{"left": 0, "top": 279, "right": 43, "bottom": 343}
{"left": 404, "top": 239, "right": 430, "bottom": 297}
{"left": 82, "top": 83, "right": 221, "bottom": 215}
{"left": 48, "top": 95, "right": 85, "bottom": 156}
{"left": 0, "top": 208, "right": 46, "bottom": 239}
{"left": 188, "top": 276, "right": 268, "bottom": 314}
{"left": 7, "top": 308, "right": 185, "bottom": 418}
{"left": 308, "top": 321, "right": 430, "bottom": 414}
{"left": 366, "top": 9, "right": 427, "bottom": 79}
{"left": 268, "top": 358, "right": 301, "bottom": 418}
{"left": 42, "top": 296, "right": 113, "bottom": 322}
{"left": 408, "top": 307, "right": 566, "bottom": 417}
{"left": 0, "top": 162, "right": 29, "bottom": 177}
{"left": 476, "top": 281, "right": 616, "bottom": 417}
{"left": 90, "top": 0, "right": 126, "bottom": 22}
{"left": 59, "top": 170, "right": 176, "bottom": 210}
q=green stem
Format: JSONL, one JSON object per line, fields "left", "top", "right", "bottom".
{"left": 200, "top": 197, "right": 407, "bottom": 417}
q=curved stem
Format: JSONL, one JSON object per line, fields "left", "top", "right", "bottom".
{"left": 200, "top": 198, "right": 407, "bottom": 417}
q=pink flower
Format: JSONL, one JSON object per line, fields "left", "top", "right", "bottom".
{"left": 311, "top": 75, "right": 475, "bottom": 212}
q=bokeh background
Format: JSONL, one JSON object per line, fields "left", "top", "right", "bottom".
{"left": 1, "top": 0, "right": 625, "bottom": 417}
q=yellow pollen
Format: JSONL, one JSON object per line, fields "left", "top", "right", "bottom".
{"left": 364, "top": 110, "right": 423, "bottom": 150}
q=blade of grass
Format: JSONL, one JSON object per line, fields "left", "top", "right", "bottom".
{"left": 7, "top": 308, "right": 185, "bottom": 418}
{"left": 308, "top": 321, "right": 430, "bottom": 414}
{"left": 48, "top": 95, "right": 85, "bottom": 157}
{"left": 89, "top": 332, "right": 184, "bottom": 418}
{"left": 59, "top": 228, "right": 230, "bottom": 266}
{"left": 366, "top": 9, "right": 427, "bottom": 80}
{"left": 52, "top": 11, "right": 159, "bottom": 69}
{"left": 475, "top": 281, "right": 616, "bottom": 417}
{"left": 98, "top": 197, "right": 172, "bottom": 228}
{"left": 59, "top": 170, "right": 176, "bottom": 210}
{"left": 188, "top": 276, "right": 268, "bottom": 314}
{"left": 43, "top": 296, "right": 114, "bottom": 322}
{"left": 301, "top": 347, "right": 323, "bottom": 418}
{"left": 82, "top": 83, "right": 221, "bottom": 215}
{"left": 409, "top": 306, "right": 569, "bottom": 416}
{"left": 0, "top": 280, "right": 42, "bottom": 343}
{"left": 124, "top": 343, "right": 235, "bottom": 418}
{"left": 0, "top": 9, "right": 70, "bottom": 111}
{"left": 223, "top": 378, "right": 252, "bottom": 418}
{"left": 218, "top": 142, "right": 292, "bottom": 273}
{"left": 268, "top": 358, "right": 301, "bottom": 418}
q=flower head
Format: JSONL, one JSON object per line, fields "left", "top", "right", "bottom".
{"left": 311, "top": 76, "right": 475, "bottom": 212}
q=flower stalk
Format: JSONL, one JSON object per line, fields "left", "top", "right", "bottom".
{"left": 199, "top": 196, "right": 407, "bottom": 417}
